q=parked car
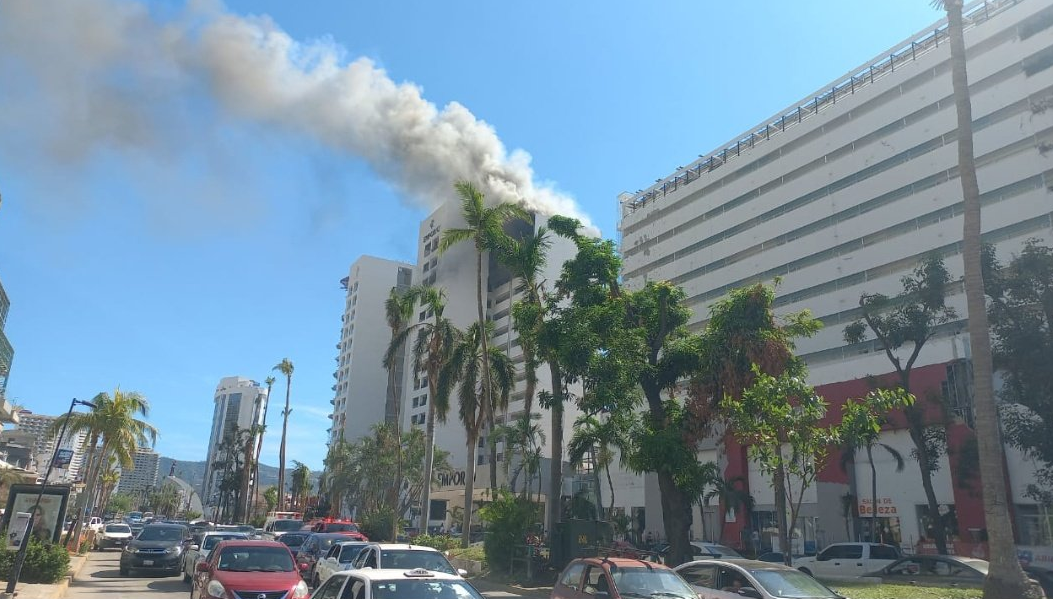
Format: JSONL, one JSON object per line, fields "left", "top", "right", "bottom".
{"left": 653, "top": 541, "right": 743, "bottom": 563}
{"left": 190, "top": 539, "right": 309, "bottom": 599}
{"left": 298, "top": 533, "right": 367, "bottom": 582}
{"left": 793, "top": 542, "right": 901, "bottom": 579}
{"left": 304, "top": 519, "right": 369, "bottom": 541}
{"left": 552, "top": 556, "right": 697, "bottom": 599}
{"left": 313, "top": 541, "right": 369, "bottom": 587}
{"left": 351, "top": 543, "right": 464, "bottom": 576}
{"left": 119, "top": 523, "right": 190, "bottom": 577}
{"left": 1025, "top": 566, "right": 1053, "bottom": 598}
{"left": 95, "top": 523, "right": 133, "bottom": 550}
{"left": 675, "top": 558, "right": 845, "bottom": 599}
{"left": 310, "top": 567, "right": 484, "bottom": 599}
{"left": 756, "top": 551, "right": 807, "bottom": 563}
{"left": 181, "top": 531, "right": 249, "bottom": 582}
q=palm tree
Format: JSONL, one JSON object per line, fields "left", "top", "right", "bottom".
{"left": 934, "top": 2, "right": 1036, "bottom": 596}
{"left": 839, "top": 442, "right": 904, "bottom": 543}
{"left": 321, "top": 438, "right": 354, "bottom": 517}
{"left": 439, "top": 180, "right": 529, "bottom": 490}
{"left": 402, "top": 286, "right": 459, "bottom": 531}
{"left": 704, "top": 476, "right": 753, "bottom": 546}
{"left": 497, "top": 227, "right": 551, "bottom": 420}
{"left": 263, "top": 486, "right": 279, "bottom": 514}
{"left": 383, "top": 286, "right": 416, "bottom": 539}
{"left": 253, "top": 376, "right": 274, "bottom": 519}
{"left": 492, "top": 412, "right": 546, "bottom": 495}
{"left": 63, "top": 388, "right": 157, "bottom": 548}
{"left": 273, "top": 359, "right": 294, "bottom": 511}
{"left": 290, "top": 461, "right": 311, "bottom": 510}
{"left": 438, "top": 321, "right": 515, "bottom": 547}
{"left": 568, "top": 415, "right": 621, "bottom": 515}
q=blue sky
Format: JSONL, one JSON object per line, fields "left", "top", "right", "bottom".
{"left": 0, "top": 1, "right": 944, "bottom": 470}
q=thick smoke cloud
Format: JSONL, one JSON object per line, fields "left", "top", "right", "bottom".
{"left": 0, "top": 0, "right": 595, "bottom": 231}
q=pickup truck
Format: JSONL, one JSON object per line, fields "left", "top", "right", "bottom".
{"left": 795, "top": 542, "right": 902, "bottom": 579}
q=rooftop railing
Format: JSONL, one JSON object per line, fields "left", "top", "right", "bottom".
{"left": 622, "top": 0, "right": 1023, "bottom": 216}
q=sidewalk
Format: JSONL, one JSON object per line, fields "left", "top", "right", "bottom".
{"left": 0, "top": 553, "right": 88, "bottom": 599}
{"left": 470, "top": 576, "right": 552, "bottom": 599}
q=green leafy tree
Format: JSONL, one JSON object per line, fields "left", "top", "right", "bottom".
{"left": 272, "top": 358, "right": 295, "bottom": 511}
{"left": 290, "top": 461, "right": 311, "bottom": 510}
{"left": 440, "top": 180, "right": 529, "bottom": 491}
{"left": 986, "top": 241, "right": 1053, "bottom": 497}
{"left": 838, "top": 389, "right": 914, "bottom": 543}
{"left": 262, "top": 486, "right": 278, "bottom": 514}
{"left": 383, "top": 285, "right": 417, "bottom": 538}
{"left": 723, "top": 367, "right": 837, "bottom": 565}
{"left": 843, "top": 255, "right": 957, "bottom": 554}
{"left": 492, "top": 412, "right": 546, "bottom": 498}
{"left": 567, "top": 414, "right": 624, "bottom": 514}
{"left": 107, "top": 493, "right": 134, "bottom": 515}
{"left": 934, "top": 0, "right": 1037, "bottom": 595}
{"left": 437, "top": 321, "right": 515, "bottom": 547}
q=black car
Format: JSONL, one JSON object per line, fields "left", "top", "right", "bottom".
{"left": 119, "top": 523, "right": 189, "bottom": 577}
{"left": 278, "top": 532, "right": 310, "bottom": 553}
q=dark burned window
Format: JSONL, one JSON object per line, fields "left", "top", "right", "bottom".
{"left": 1024, "top": 46, "right": 1053, "bottom": 77}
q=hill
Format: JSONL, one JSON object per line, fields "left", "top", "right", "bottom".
{"left": 158, "top": 457, "right": 300, "bottom": 491}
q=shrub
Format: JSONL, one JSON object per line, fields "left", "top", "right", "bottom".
{"left": 0, "top": 540, "right": 70, "bottom": 584}
{"left": 413, "top": 534, "right": 459, "bottom": 551}
{"left": 358, "top": 507, "right": 397, "bottom": 542}
{"left": 479, "top": 489, "right": 540, "bottom": 572}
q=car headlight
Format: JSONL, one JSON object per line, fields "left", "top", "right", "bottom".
{"left": 206, "top": 580, "right": 226, "bottom": 598}
{"left": 291, "top": 580, "right": 309, "bottom": 599}
{"left": 166, "top": 546, "right": 182, "bottom": 554}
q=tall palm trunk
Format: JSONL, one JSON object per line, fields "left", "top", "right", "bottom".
{"left": 546, "top": 361, "right": 564, "bottom": 537}
{"left": 72, "top": 439, "right": 110, "bottom": 548}
{"left": 474, "top": 249, "right": 498, "bottom": 492}
{"left": 237, "top": 430, "right": 254, "bottom": 523}
{"left": 392, "top": 367, "right": 403, "bottom": 541}
{"left": 462, "top": 428, "right": 479, "bottom": 549}
{"left": 278, "top": 377, "right": 291, "bottom": 511}
{"left": 420, "top": 394, "right": 438, "bottom": 532}
{"left": 253, "top": 380, "right": 273, "bottom": 520}
{"left": 944, "top": 3, "right": 1035, "bottom": 597}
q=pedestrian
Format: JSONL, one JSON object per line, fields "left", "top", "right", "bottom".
{"left": 644, "top": 531, "right": 653, "bottom": 550}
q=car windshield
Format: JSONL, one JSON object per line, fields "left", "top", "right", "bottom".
{"left": 203, "top": 534, "right": 245, "bottom": 550}
{"left": 216, "top": 546, "right": 295, "bottom": 572}
{"left": 280, "top": 534, "right": 308, "bottom": 548}
{"left": 272, "top": 520, "right": 303, "bottom": 532}
{"left": 610, "top": 567, "right": 696, "bottom": 599}
{"left": 699, "top": 544, "right": 742, "bottom": 557}
{"left": 104, "top": 524, "right": 130, "bottom": 533}
{"left": 136, "top": 527, "right": 183, "bottom": 541}
{"left": 327, "top": 523, "right": 360, "bottom": 532}
{"left": 338, "top": 544, "right": 366, "bottom": 563}
{"left": 371, "top": 580, "right": 483, "bottom": 599}
{"left": 750, "top": 569, "right": 841, "bottom": 599}
{"left": 381, "top": 550, "right": 455, "bottom": 574}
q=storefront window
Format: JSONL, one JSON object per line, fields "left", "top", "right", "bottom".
{"left": 1017, "top": 504, "right": 1053, "bottom": 546}
{"left": 916, "top": 504, "right": 959, "bottom": 541}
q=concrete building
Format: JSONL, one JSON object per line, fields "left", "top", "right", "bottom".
{"left": 201, "top": 376, "right": 268, "bottom": 505}
{"left": 618, "top": 0, "right": 1053, "bottom": 553}
{"left": 0, "top": 278, "right": 21, "bottom": 426}
{"left": 328, "top": 256, "right": 414, "bottom": 444}
{"left": 398, "top": 204, "right": 582, "bottom": 530}
{"left": 116, "top": 447, "right": 160, "bottom": 494}
{"left": 14, "top": 409, "right": 88, "bottom": 482}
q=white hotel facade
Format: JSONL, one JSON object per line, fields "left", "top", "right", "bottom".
{"left": 618, "top": 0, "right": 1053, "bottom": 550}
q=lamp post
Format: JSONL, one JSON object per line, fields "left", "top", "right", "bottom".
{"left": 3, "top": 398, "right": 95, "bottom": 598}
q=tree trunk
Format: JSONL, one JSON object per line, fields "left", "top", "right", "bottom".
{"left": 391, "top": 364, "right": 404, "bottom": 541}
{"left": 908, "top": 423, "right": 949, "bottom": 553}
{"left": 253, "top": 383, "right": 271, "bottom": 520}
{"left": 945, "top": 3, "right": 1038, "bottom": 596}
{"left": 867, "top": 444, "right": 878, "bottom": 543}
{"left": 420, "top": 378, "right": 439, "bottom": 532}
{"left": 463, "top": 431, "right": 478, "bottom": 549}
{"left": 773, "top": 448, "right": 791, "bottom": 566}
{"left": 642, "top": 382, "right": 692, "bottom": 566}
{"left": 606, "top": 464, "right": 615, "bottom": 513}
{"left": 278, "top": 376, "right": 291, "bottom": 512}
{"left": 71, "top": 438, "right": 109, "bottom": 549}
{"left": 474, "top": 249, "right": 497, "bottom": 494}
{"left": 237, "top": 430, "right": 254, "bottom": 523}
{"left": 699, "top": 502, "right": 707, "bottom": 543}
{"left": 546, "top": 361, "right": 564, "bottom": 537}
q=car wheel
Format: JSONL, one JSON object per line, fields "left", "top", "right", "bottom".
{"left": 798, "top": 567, "right": 812, "bottom": 577}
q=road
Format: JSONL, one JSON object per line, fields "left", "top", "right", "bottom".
{"left": 66, "top": 549, "right": 187, "bottom": 598}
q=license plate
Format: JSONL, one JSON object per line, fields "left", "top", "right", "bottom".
{"left": 142, "top": 560, "right": 154, "bottom": 566}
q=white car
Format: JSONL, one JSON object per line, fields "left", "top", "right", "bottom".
{"left": 793, "top": 542, "right": 901, "bottom": 580}
{"left": 181, "top": 531, "right": 248, "bottom": 583}
{"left": 675, "top": 559, "right": 846, "bottom": 599}
{"left": 351, "top": 543, "right": 466, "bottom": 577}
{"left": 313, "top": 541, "right": 370, "bottom": 587}
{"left": 309, "top": 568, "right": 483, "bottom": 599}
{"left": 95, "top": 523, "right": 133, "bottom": 550}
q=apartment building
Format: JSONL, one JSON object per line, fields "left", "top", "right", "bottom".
{"left": 116, "top": 447, "right": 160, "bottom": 495}
{"left": 201, "top": 376, "right": 268, "bottom": 505}
{"left": 0, "top": 278, "right": 20, "bottom": 426}
{"left": 619, "top": 0, "right": 1053, "bottom": 552}
{"left": 14, "top": 409, "right": 88, "bottom": 482}
{"left": 328, "top": 256, "right": 414, "bottom": 444}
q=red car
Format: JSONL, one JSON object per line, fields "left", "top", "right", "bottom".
{"left": 304, "top": 518, "right": 368, "bottom": 540}
{"left": 551, "top": 557, "right": 697, "bottom": 599}
{"left": 191, "top": 539, "right": 309, "bottom": 599}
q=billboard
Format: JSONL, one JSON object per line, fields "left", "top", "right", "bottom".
{"left": 1, "top": 485, "right": 71, "bottom": 544}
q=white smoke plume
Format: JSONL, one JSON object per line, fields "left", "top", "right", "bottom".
{"left": 0, "top": 0, "right": 596, "bottom": 232}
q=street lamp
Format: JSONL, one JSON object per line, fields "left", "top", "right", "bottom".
{"left": 3, "top": 398, "right": 96, "bottom": 598}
